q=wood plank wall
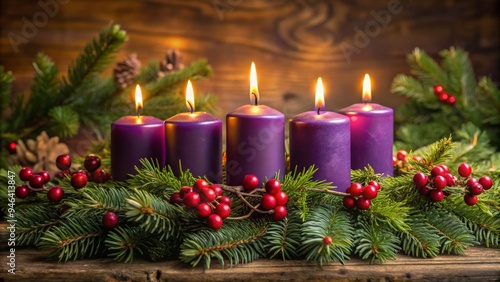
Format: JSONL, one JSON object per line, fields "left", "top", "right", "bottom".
{"left": 1, "top": 0, "right": 498, "bottom": 120}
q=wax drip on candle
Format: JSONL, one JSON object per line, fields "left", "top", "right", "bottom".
{"left": 250, "top": 62, "right": 260, "bottom": 106}
{"left": 135, "top": 84, "right": 143, "bottom": 117}
{"left": 315, "top": 77, "right": 325, "bottom": 115}
{"left": 362, "top": 74, "right": 372, "bottom": 111}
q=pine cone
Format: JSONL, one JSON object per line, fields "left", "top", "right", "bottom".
{"left": 10, "top": 131, "right": 70, "bottom": 176}
{"left": 158, "top": 49, "right": 184, "bottom": 77}
{"left": 114, "top": 53, "right": 141, "bottom": 89}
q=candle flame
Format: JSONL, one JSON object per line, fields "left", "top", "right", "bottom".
{"left": 186, "top": 80, "right": 195, "bottom": 113}
{"left": 315, "top": 77, "right": 325, "bottom": 114}
{"left": 135, "top": 84, "right": 143, "bottom": 117}
{"left": 362, "top": 73, "right": 371, "bottom": 103}
{"left": 250, "top": 62, "right": 259, "bottom": 105}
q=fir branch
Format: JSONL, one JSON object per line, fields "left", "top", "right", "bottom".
{"left": 424, "top": 208, "right": 478, "bottom": 254}
{"left": 440, "top": 47, "right": 476, "bottom": 106}
{"left": 398, "top": 213, "right": 441, "bottom": 258}
{"left": 0, "top": 66, "right": 13, "bottom": 110}
{"left": 350, "top": 166, "right": 383, "bottom": 185}
{"left": 300, "top": 205, "right": 355, "bottom": 266}
{"left": 369, "top": 190, "right": 410, "bottom": 232}
{"left": 354, "top": 221, "right": 401, "bottom": 264}
{"left": 16, "top": 205, "right": 61, "bottom": 246}
{"left": 180, "top": 220, "right": 268, "bottom": 269}
{"left": 38, "top": 215, "right": 105, "bottom": 262}
{"left": 105, "top": 226, "right": 147, "bottom": 263}
{"left": 391, "top": 74, "right": 439, "bottom": 108}
{"left": 64, "top": 185, "right": 130, "bottom": 218}
{"left": 263, "top": 210, "right": 302, "bottom": 260}
{"left": 136, "top": 61, "right": 160, "bottom": 85}
{"left": 59, "top": 24, "right": 126, "bottom": 102}
{"left": 48, "top": 105, "right": 80, "bottom": 137}
{"left": 408, "top": 48, "right": 448, "bottom": 88}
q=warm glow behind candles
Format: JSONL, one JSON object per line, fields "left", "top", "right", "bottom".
{"left": 135, "top": 84, "right": 143, "bottom": 116}
{"left": 186, "top": 80, "right": 195, "bottom": 113}
{"left": 250, "top": 62, "right": 259, "bottom": 105}
{"left": 315, "top": 77, "right": 325, "bottom": 114}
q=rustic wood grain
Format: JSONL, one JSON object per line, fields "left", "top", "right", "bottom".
{"left": 0, "top": 0, "right": 498, "bottom": 122}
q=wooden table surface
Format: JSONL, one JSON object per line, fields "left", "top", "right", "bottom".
{"left": 1, "top": 245, "right": 499, "bottom": 282}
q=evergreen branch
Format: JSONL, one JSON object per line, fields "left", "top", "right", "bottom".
{"left": 477, "top": 76, "right": 500, "bottom": 125}
{"left": 64, "top": 185, "right": 130, "bottom": 218}
{"left": 354, "top": 221, "right": 401, "bottom": 264}
{"left": 424, "top": 208, "right": 478, "bottom": 254}
{"left": 440, "top": 47, "right": 476, "bottom": 105}
{"left": 300, "top": 205, "right": 355, "bottom": 266}
{"left": 0, "top": 66, "right": 13, "bottom": 110}
{"left": 350, "top": 166, "right": 383, "bottom": 185}
{"left": 369, "top": 191, "right": 410, "bottom": 232}
{"left": 136, "top": 61, "right": 160, "bottom": 85}
{"left": 263, "top": 210, "right": 302, "bottom": 260}
{"left": 105, "top": 226, "right": 147, "bottom": 263}
{"left": 180, "top": 220, "right": 268, "bottom": 269}
{"left": 408, "top": 48, "right": 448, "bottom": 87}
{"left": 16, "top": 205, "right": 61, "bottom": 246}
{"left": 398, "top": 213, "right": 440, "bottom": 258}
{"left": 146, "top": 237, "right": 182, "bottom": 261}
{"left": 391, "top": 74, "right": 439, "bottom": 108}
{"left": 48, "top": 105, "right": 80, "bottom": 137}
{"left": 59, "top": 24, "right": 126, "bottom": 102}
{"left": 38, "top": 215, "right": 105, "bottom": 262}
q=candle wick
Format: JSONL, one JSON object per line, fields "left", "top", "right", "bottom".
{"left": 317, "top": 107, "right": 321, "bottom": 115}
{"left": 187, "top": 101, "right": 194, "bottom": 114}
{"left": 252, "top": 92, "right": 258, "bottom": 106}
{"left": 136, "top": 106, "right": 142, "bottom": 118}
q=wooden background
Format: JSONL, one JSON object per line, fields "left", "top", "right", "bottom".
{"left": 1, "top": 0, "right": 499, "bottom": 120}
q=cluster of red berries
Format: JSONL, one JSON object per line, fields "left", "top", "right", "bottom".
{"left": 433, "top": 85, "right": 456, "bottom": 106}
{"left": 170, "top": 179, "right": 231, "bottom": 230}
{"left": 15, "top": 167, "right": 64, "bottom": 203}
{"left": 393, "top": 150, "right": 423, "bottom": 167}
{"left": 342, "top": 180, "right": 380, "bottom": 210}
{"left": 413, "top": 163, "right": 493, "bottom": 205}
{"left": 242, "top": 175, "right": 288, "bottom": 221}
{"left": 55, "top": 154, "right": 110, "bottom": 189}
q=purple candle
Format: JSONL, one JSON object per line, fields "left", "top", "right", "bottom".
{"left": 339, "top": 74, "right": 394, "bottom": 176}
{"left": 289, "top": 78, "right": 351, "bottom": 192}
{"left": 111, "top": 85, "right": 165, "bottom": 181}
{"left": 226, "top": 62, "right": 285, "bottom": 185}
{"left": 165, "top": 81, "right": 222, "bottom": 183}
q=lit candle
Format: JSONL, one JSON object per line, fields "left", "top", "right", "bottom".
{"left": 339, "top": 74, "right": 394, "bottom": 176}
{"left": 289, "top": 78, "right": 351, "bottom": 191}
{"left": 111, "top": 85, "right": 166, "bottom": 181}
{"left": 165, "top": 80, "right": 222, "bottom": 183}
{"left": 226, "top": 62, "right": 285, "bottom": 185}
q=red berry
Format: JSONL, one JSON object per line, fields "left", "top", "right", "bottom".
{"left": 179, "top": 186, "right": 193, "bottom": 198}
{"left": 468, "top": 183, "right": 483, "bottom": 195}
{"left": 447, "top": 95, "right": 456, "bottom": 105}
{"left": 47, "top": 186, "right": 64, "bottom": 203}
{"left": 433, "top": 175, "right": 447, "bottom": 190}
{"left": 242, "top": 174, "right": 259, "bottom": 191}
{"left": 56, "top": 170, "right": 70, "bottom": 179}
{"left": 19, "top": 167, "right": 33, "bottom": 182}
{"left": 429, "top": 190, "right": 444, "bottom": 202}
{"left": 274, "top": 191, "right": 288, "bottom": 206}
{"left": 413, "top": 172, "right": 428, "bottom": 188}
{"left": 272, "top": 206, "right": 287, "bottom": 221}
{"left": 478, "top": 176, "right": 493, "bottom": 190}
{"left": 347, "top": 182, "right": 363, "bottom": 197}
{"left": 15, "top": 185, "right": 30, "bottom": 199}
{"left": 443, "top": 173, "right": 455, "bottom": 187}
{"left": 6, "top": 141, "right": 17, "bottom": 154}
{"left": 215, "top": 203, "right": 231, "bottom": 219}
{"left": 466, "top": 178, "right": 478, "bottom": 187}
{"left": 70, "top": 173, "right": 88, "bottom": 189}
{"left": 193, "top": 179, "right": 209, "bottom": 193}
{"left": 439, "top": 164, "right": 450, "bottom": 174}
{"left": 392, "top": 156, "right": 398, "bottom": 166}
{"left": 102, "top": 212, "right": 119, "bottom": 229}
{"left": 433, "top": 85, "right": 444, "bottom": 95}
{"left": 29, "top": 174, "right": 45, "bottom": 188}
{"left": 463, "top": 193, "right": 478, "bottom": 206}
{"left": 201, "top": 188, "right": 217, "bottom": 203}
{"left": 438, "top": 92, "right": 449, "bottom": 103}
{"left": 218, "top": 195, "right": 232, "bottom": 206}
{"left": 265, "top": 179, "right": 281, "bottom": 195}
{"left": 210, "top": 184, "right": 223, "bottom": 196}
{"left": 196, "top": 203, "right": 213, "bottom": 218}
{"left": 368, "top": 180, "right": 380, "bottom": 191}
{"left": 55, "top": 154, "right": 71, "bottom": 170}
{"left": 396, "top": 150, "right": 407, "bottom": 161}
{"left": 458, "top": 163, "right": 472, "bottom": 178}
{"left": 207, "top": 214, "right": 223, "bottom": 230}
{"left": 169, "top": 193, "right": 183, "bottom": 204}
{"left": 343, "top": 196, "right": 356, "bottom": 209}
{"left": 431, "top": 166, "right": 445, "bottom": 177}
{"left": 261, "top": 194, "right": 277, "bottom": 210}
{"left": 92, "top": 169, "right": 110, "bottom": 183}
{"left": 356, "top": 198, "right": 371, "bottom": 210}
{"left": 323, "top": 236, "right": 333, "bottom": 245}
{"left": 183, "top": 192, "right": 201, "bottom": 208}
{"left": 419, "top": 186, "right": 430, "bottom": 196}
{"left": 84, "top": 154, "right": 101, "bottom": 172}
{"left": 362, "top": 185, "right": 378, "bottom": 199}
